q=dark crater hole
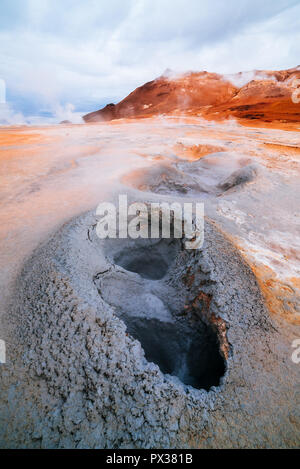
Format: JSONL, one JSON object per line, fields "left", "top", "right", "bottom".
{"left": 113, "top": 239, "right": 179, "bottom": 280}
{"left": 100, "top": 236, "right": 226, "bottom": 390}
{"left": 122, "top": 315, "right": 226, "bottom": 391}
{"left": 115, "top": 248, "right": 168, "bottom": 279}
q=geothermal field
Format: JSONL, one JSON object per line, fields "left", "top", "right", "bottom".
{"left": 0, "top": 69, "right": 300, "bottom": 448}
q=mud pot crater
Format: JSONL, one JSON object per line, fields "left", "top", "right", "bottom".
{"left": 99, "top": 236, "right": 226, "bottom": 390}
{"left": 0, "top": 208, "right": 297, "bottom": 449}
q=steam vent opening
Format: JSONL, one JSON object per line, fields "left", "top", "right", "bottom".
{"left": 115, "top": 247, "right": 169, "bottom": 279}
{"left": 113, "top": 238, "right": 180, "bottom": 280}
{"left": 123, "top": 316, "right": 226, "bottom": 391}
{"left": 100, "top": 236, "right": 227, "bottom": 391}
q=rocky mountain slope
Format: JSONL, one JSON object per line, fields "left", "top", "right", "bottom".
{"left": 83, "top": 67, "right": 300, "bottom": 124}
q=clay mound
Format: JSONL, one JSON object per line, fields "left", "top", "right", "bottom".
{"left": 83, "top": 67, "right": 300, "bottom": 124}
{"left": 4, "top": 209, "right": 295, "bottom": 449}
{"left": 122, "top": 152, "right": 261, "bottom": 196}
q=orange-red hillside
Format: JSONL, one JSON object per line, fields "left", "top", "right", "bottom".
{"left": 83, "top": 67, "right": 300, "bottom": 124}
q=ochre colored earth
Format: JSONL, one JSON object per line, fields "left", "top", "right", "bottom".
{"left": 83, "top": 67, "right": 300, "bottom": 126}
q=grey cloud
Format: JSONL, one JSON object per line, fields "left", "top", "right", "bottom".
{"left": 0, "top": 0, "right": 299, "bottom": 121}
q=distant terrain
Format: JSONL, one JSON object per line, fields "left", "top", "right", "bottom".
{"left": 83, "top": 67, "right": 300, "bottom": 125}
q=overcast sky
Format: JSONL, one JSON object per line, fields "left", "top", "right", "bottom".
{"left": 0, "top": 0, "right": 300, "bottom": 122}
